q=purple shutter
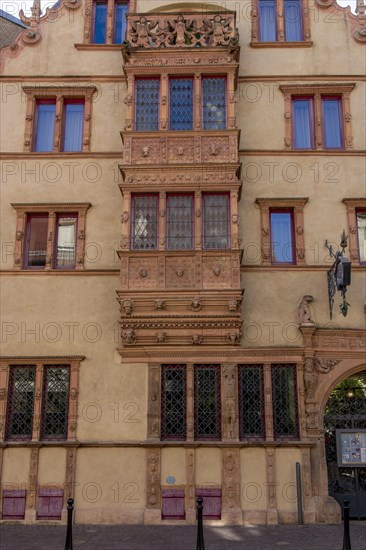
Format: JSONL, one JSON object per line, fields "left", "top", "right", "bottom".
{"left": 37, "top": 489, "right": 64, "bottom": 520}
{"left": 162, "top": 489, "right": 185, "bottom": 519}
{"left": 196, "top": 488, "right": 221, "bottom": 519}
{"left": 2, "top": 490, "right": 26, "bottom": 519}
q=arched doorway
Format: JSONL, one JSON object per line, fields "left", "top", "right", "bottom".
{"left": 324, "top": 371, "right": 366, "bottom": 518}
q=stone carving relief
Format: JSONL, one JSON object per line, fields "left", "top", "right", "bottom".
{"left": 223, "top": 365, "right": 237, "bottom": 439}
{"left": 147, "top": 450, "right": 161, "bottom": 508}
{"left": 298, "top": 295, "right": 315, "bottom": 325}
{"left": 122, "top": 329, "right": 136, "bottom": 344}
{"left": 190, "top": 298, "right": 202, "bottom": 312}
{"left": 155, "top": 299, "right": 165, "bottom": 310}
{"left": 128, "top": 258, "right": 158, "bottom": 289}
{"left": 304, "top": 357, "right": 318, "bottom": 401}
{"left": 147, "top": 366, "right": 160, "bottom": 439}
{"left": 122, "top": 299, "right": 134, "bottom": 316}
{"left": 315, "top": 358, "right": 341, "bottom": 374}
{"left": 222, "top": 449, "right": 240, "bottom": 509}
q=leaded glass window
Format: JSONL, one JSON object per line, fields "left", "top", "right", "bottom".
{"left": 202, "top": 77, "right": 226, "bottom": 130}
{"left": 6, "top": 366, "right": 36, "bottom": 440}
{"left": 167, "top": 194, "right": 193, "bottom": 250}
{"left": 169, "top": 78, "right": 193, "bottom": 131}
{"left": 161, "top": 365, "right": 186, "bottom": 440}
{"left": 41, "top": 366, "right": 70, "bottom": 440}
{"left": 239, "top": 365, "right": 265, "bottom": 439}
{"left": 194, "top": 365, "right": 221, "bottom": 440}
{"left": 203, "top": 193, "right": 230, "bottom": 249}
{"left": 272, "top": 364, "right": 299, "bottom": 438}
{"left": 135, "top": 78, "right": 160, "bottom": 131}
{"left": 131, "top": 194, "right": 158, "bottom": 250}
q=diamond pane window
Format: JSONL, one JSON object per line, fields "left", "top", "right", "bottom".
{"left": 194, "top": 365, "right": 221, "bottom": 440}
{"left": 161, "top": 365, "right": 186, "bottom": 440}
{"left": 131, "top": 194, "right": 158, "bottom": 250}
{"left": 239, "top": 365, "right": 265, "bottom": 439}
{"left": 55, "top": 215, "right": 77, "bottom": 268}
{"left": 41, "top": 366, "right": 70, "bottom": 440}
{"left": 167, "top": 194, "right": 194, "bottom": 250}
{"left": 169, "top": 78, "right": 193, "bottom": 131}
{"left": 202, "top": 77, "right": 226, "bottom": 130}
{"left": 357, "top": 210, "right": 366, "bottom": 263}
{"left": 135, "top": 79, "right": 160, "bottom": 131}
{"left": 272, "top": 364, "right": 299, "bottom": 438}
{"left": 203, "top": 193, "right": 230, "bottom": 249}
{"left": 6, "top": 366, "right": 36, "bottom": 440}
{"left": 25, "top": 215, "right": 48, "bottom": 268}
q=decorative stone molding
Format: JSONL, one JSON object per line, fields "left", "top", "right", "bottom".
{"left": 22, "top": 85, "right": 97, "bottom": 153}
{"left": 266, "top": 447, "right": 278, "bottom": 524}
{"left": 222, "top": 448, "right": 241, "bottom": 519}
{"left": 185, "top": 449, "right": 195, "bottom": 518}
{"left": 280, "top": 83, "right": 355, "bottom": 150}
{"left": 147, "top": 365, "right": 160, "bottom": 440}
{"left": 26, "top": 447, "right": 40, "bottom": 514}
{"left": 342, "top": 198, "right": 366, "bottom": 264}
{"left": 222, "top": 364, "right": 238, "bottom": 440}
{"left": 64, "top": 447, "right": 78, "bottom": 503}
{"left": 146, "top": 449, "right": 161, "bottom": 509}
{"left": 11, "top": 203, "right": 91, "bottom": 270}
{"left": 255, "top": 198, "right": 309, "bottom": 265}
{"left": 314, "top": 358, "right": 341, "bottom": 374}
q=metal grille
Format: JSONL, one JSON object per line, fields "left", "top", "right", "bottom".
{"left": 203, "top": 194, "right": 230, "bottom": 249}
{"left": 161, "top": 365, "right": 186, "bottom": 440}
{"left": 272, "top": 364, "right": 299, "bottom": 438}
{"left": 135, "top": 78, "right": 159, "bottom": 131}
{"left": 194, "top": 365, "right": 221, "bottom": 440}
{"left": 202, "top": 77, "right": 226, "bottom": 130}
{"left": 6, "top": 366, "right": 36, "bottom": 440}
{"left": 238, "top": 365, "right": 265, "bottom": 439}
{"left": 41, "top": 366, "right": 70, "bottom": 440}
{"left": 169, "top": 78, "right": 193, "bottom": 131}
{"left": 131, "top": 194, "right": 158, "bottom": 250}
{"left": 167, "top": 194, "right": 193, "bottom": 250}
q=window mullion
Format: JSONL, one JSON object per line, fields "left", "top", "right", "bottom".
{"left": 342, "top": 91, "right": 353, "bottom": 149}
{"left": 277, "top": 0, "right": 285, "bottom": 42}
{"left": 0, "top": 363, "right": 10, "bottom": 440}
{"left": 160, "top": 75, "right": 168, "bottom": 131}
{"left": 106, "top": 0, "right": 114, "bottom": 44}
{"left": 194, "top": 74, "right": 201, "bottom": 130}
{"left": 67, "top": 362, "right": 79, "bottom": 441}
{"left": 32, "top": 363, "right": 44, "bottom": 441}
{"left": 122, "top": 190, "right": 131, "bottom": 251}
{"left": 159, "top": 192, "right": 165, "bottom": 250}
{"left": 46, "top": 212, "right": 56, "bottom": 270}
{"left": 54, "top": 95, "right": 63, "bottom": 152}
{"left": 195, "top": 191, "right": 202, "bottom": 250}
{"left": 263, "top": 364, "right": 274, "bottom": 441}
{"left": 186, "top": 364, "right": 194, "bottom": 442}
{"left": 313, "top": 93, "right": 323, "bottom": 149}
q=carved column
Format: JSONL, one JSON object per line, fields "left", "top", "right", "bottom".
{"left": 186, "top": 364, "right": 194, "bottom": 442}
{"left": 159, "top": 192, "right": 165, "bottom": 250}
{"left": 283, "top": 92, "right": 292, "bottom": 149}
{"left": 263, "top": 363, "right": 274, "bottom": 441}
{"left": 260, "top": 206, "right": 271, "bottom": 265}
{"left": 160, "top": 75, "right": 168, "bottom": 131}
{"left": 24, "top": 93, "right": 35, "bottom": 152}
{"left": 222, "top": 448, "right": 241, "bottom": 524}
{"left": 230, "top": 191, "right": 239, "bottom": 252}
{"left": 125, "top": 75, "right": 134, "bottom": 131}
{"left": 83, "top": 0, "right": 93, "bottom": 44}
{"left": 54, "top": 94, "right": 64, "bottom": 152}
{"left": 25, "top": 446, "right": 40, "bottom": 521}
{"left": 67, "top": 361, "right": 80, "bottom": 441}
{"left": 195, "top": 191, "right": 202, "bottom": 250}
{"left": 62, "top": 446, "right": 78, "bottom": 522}
{"left": 45, "top": 212, "right": 56, "bottom": 271}
{"left": 185, "top": 448, "right": 195, "bottom": 522}
{"left": 301, "top": 447, "right": 316, "bottom": 522}
{"left": 147, "top": 364, "right": 160, "bottom": 440}
{"left": 265, "top": 447, "right": 278, "bottom": 524}
{"left": 303, "top": 0, "right": 311, "bottom": 42}
{"left": 343, "top": 200, "right": 362, "bottom": 263}
{"left": 121, "top": 190, "right": 131, "bottom": 253}
{"left": 75, "top": 207, "right": 88, "bottom": 270}
{"left": 0, "top": 363, "right": 9, "bottom": 440}
{"left": 342, "top": 92, "right": 353, "bottom": 149}
{"left": 32, "top": 362, "right": 43, "bottom": 441}
{"left": 222, "top": 364, "right": 238, "bottom": 441}
{"left": 13, "top": 210, "right": 26, "bottom": 269}
{"left": 295, "top": 206, "right": 306, "bottom": 265}
{"left": 227, "top": 73, "right": 236, "bottom": 129}
{"left": 314, "top": 93, "right": 323, "bottom": 149}
{"left": 194, "top": 73, "right": 201, "bottom": 130}
{"left": 83, "top": 91, "right": 93, "bottom": 153}
{"left": 144, "top": 448, "right": 161, "bottom": 524}
{"left": 277, "top": 0, "right": 285, "bottom": 41}
{"left": 251, "top": 0, "right": 259, "bottom": 42}
{"left": 106, "top": 0, "right": 114, "bottom": 44}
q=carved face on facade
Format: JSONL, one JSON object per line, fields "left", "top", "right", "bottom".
{"left": 122, "top": 300, "right": 133, "bottom": 315}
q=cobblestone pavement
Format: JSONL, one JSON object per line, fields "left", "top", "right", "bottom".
{"left": 1, "top": 522, "right": 366, "bottom": 550}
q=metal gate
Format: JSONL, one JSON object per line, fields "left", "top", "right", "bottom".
{"left": 324, "top": 374, "right": 366, "bottom": 519}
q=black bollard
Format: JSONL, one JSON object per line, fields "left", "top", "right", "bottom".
{"left": 342, "top": 499, "right": 351, "bottom": 550}
{"left": 196, "top": 497, "right": 205, "bottom": 550}
{"left": 64, "top": 498, "right": 74, "bottom": 550}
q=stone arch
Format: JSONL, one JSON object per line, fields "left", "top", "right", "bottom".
{"left": 147, "top": 3, "right": 233, "bottom": 13}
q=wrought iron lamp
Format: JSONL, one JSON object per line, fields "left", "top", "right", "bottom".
{"left": 325, "top": 230, "right": 352, "bottom": 319}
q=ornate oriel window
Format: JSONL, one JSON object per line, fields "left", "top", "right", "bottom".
{"left": 343, "top": 198, "right": 366, "bottom": 265}
{"left": 11, "top": 203, "right": 91, "bottom": 270}
{"left": 167, "top": 194, "right": 194, "bottom": 250}
{"left": 256, "top": 198, "right": 308, "bottom": 265}
{"left": 202, "top": 77, "right": 227, "bottom": 130}
{"left": 131, "top": 194, "right": 158, "bottom": 250}
{"left": 280, "top": 83, "right": 355, "bottom": 150}
{"left": 0, "top": 356, "right": 84, "bottom": 442}
{"left": 22, "top": 86, "right": 97, "bottom": 153}
{"left": 251, "top": 0, "right": 311, "bottom": 46}
{"left": 202, "top": 193, "right": 230, "bottom": 250}
{"left": 169, "top": 77, "right": 194, "bottom": 131}
{"left": 135, "top": 78, "right": 160, "bottom": 131}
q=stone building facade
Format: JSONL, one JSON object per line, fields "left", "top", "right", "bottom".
{"left": 0, "top": 0, "right": 365, "bottom": 525}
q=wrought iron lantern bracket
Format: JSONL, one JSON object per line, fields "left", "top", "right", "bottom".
{"left": 325, "top": 230, "right": 352, "bottom": 319}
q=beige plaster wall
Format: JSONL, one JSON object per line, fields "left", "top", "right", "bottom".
{"left": 275, "top": 448, "right": 301, "bottom": 518}
{"left": 195, "top": 447, "right": 221, "bottom": 485}
{"left": 240, "top": 447, "right": 267, "bottom": 512}
{"left": 2, "top": 447, "right": 31, "bottom": 486}
{"left": 74, "top": 447, "right": 145, "bottom": 523}
{"left": 161, "top": 448, "right": 186, "bottom": 485}
{"left": 38, "top": 447, "right": 67, "bottom": 485}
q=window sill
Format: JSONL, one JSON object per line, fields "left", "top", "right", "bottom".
{"left": 250, "top": 41, "right": 313, "bottom": 48}
{"left": 74, "top": 43, "right": 123, "bottom": 51}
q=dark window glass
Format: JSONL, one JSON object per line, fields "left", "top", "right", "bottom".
{"left": 114, "top": 1, "right": 128, "bottom": 44}
{"left": 131, "top": 194, "right": 158, "bottom": 250}
{"left": 259, "top": 0, "right": 277, "bottom": 41}
{"left": 63, "top": 102, "right": 84, "bottom": 152}
{"left": 34, "top": 102, "right": 56, "bottom": 152}
{"left": 357, "top": 210, "right": 366, "bottom": 263}
{"left": 167, "top": 194, "right": 193, "bottom": 250}
{"left": 284, "top": 0, "right": 303, "bottom": 41}
{"left": 203, "top": 193, "right": 229, "bottom": 249}
{"left": 239, "top": 365, "right": 265, "bottom": 438}
{"left": 293, "top": 98, "right": 313, "bottom": 149}
{"left": 55, "top": 215, "right": 77, "bottom": 268}
{"left": 6, "top": 366, "right": 35, "bottom": 440}
{"left": 169, "top": 78, "right": 193, "bottom": 131}
{"left": 25, "top": 215, "right": 48, "bottom": 268}
{"left": 272, "top": 365, "right": 299, "bottom": 438}
{"left": 41, "top": 366, "right": 70, "bottom": 440}
{"left": 202, "top": 77, "right": 226, "bottom": 130}
{"left": 322, "top": 97, "right": 342, "bottom": 148}
{"left": 270, "top": 210, "right": 294, "bottom": 263}
{"left": 135, "top": 79, "right": 160, "bottom": 131}
{"left": 194, "top": 365, "right": 221, "bottom": 440}
{"left": 161, "top": 365, "right": 186, "bottom": 440}
{"left": 93, "top": 1, "right": 107, "bottom": 44}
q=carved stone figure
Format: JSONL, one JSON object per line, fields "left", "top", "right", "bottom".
{"left": 304, "top": 357, "right": 318, "bottom": 400}
{"left": 155, "top": 299, "right": 165, "bottom": 310}
{"left": 122, "top": 299, "right": 133, "bottom": 316}
{"left": 190, "top": 298, "right": 202, "bottom": 312}
{"left": 223, "top": 364, "right": 235, "bottom": 398}
{"left": 315, "top": 358, "right": 341, "bottom": 374}
{"left": 123, "top": 329, "right": 136, "bottom": 344}
{"left": 228, "top": 298, "right": 238, "bottom": 312}
{"left": 305, "top": 402, "right": 318, "bottom": 428}
{"left": 155, "top": 331, "right": 166, "bottom": 343}
{"left": 225, "top": 400, "right": 236, "bottom": 439}
{"left": 298, "top": 295, "right": 315, "bottom": 324}
{"left": 190, "top": 334, "right": 203, "bottom": 345}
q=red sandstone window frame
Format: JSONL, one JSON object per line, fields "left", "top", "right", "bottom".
{"left": 256, "top": 198, "right": 308, "bottom": 266}
{"left": 291, "top": 95, "right": 315, "bottom": 150}
{"left": 280, "top": 83, "right": 355, "bottom": 150}
{"left": 269, "top": 208, "right": 296, "bottom": 265}
{"left": 342, "top": 198, "right": 366, "bottom": 266}
{"left": 0, "top": 356, "right": 84, "bottom": 443}
{"left": 11, "top": 203, "right": 91, "bottom": 271}
{"left": 83, "top": 0, "right": 132, "bottom": 45}
{"left": 22, "top": 86, "right": 97, "bottom": 153}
